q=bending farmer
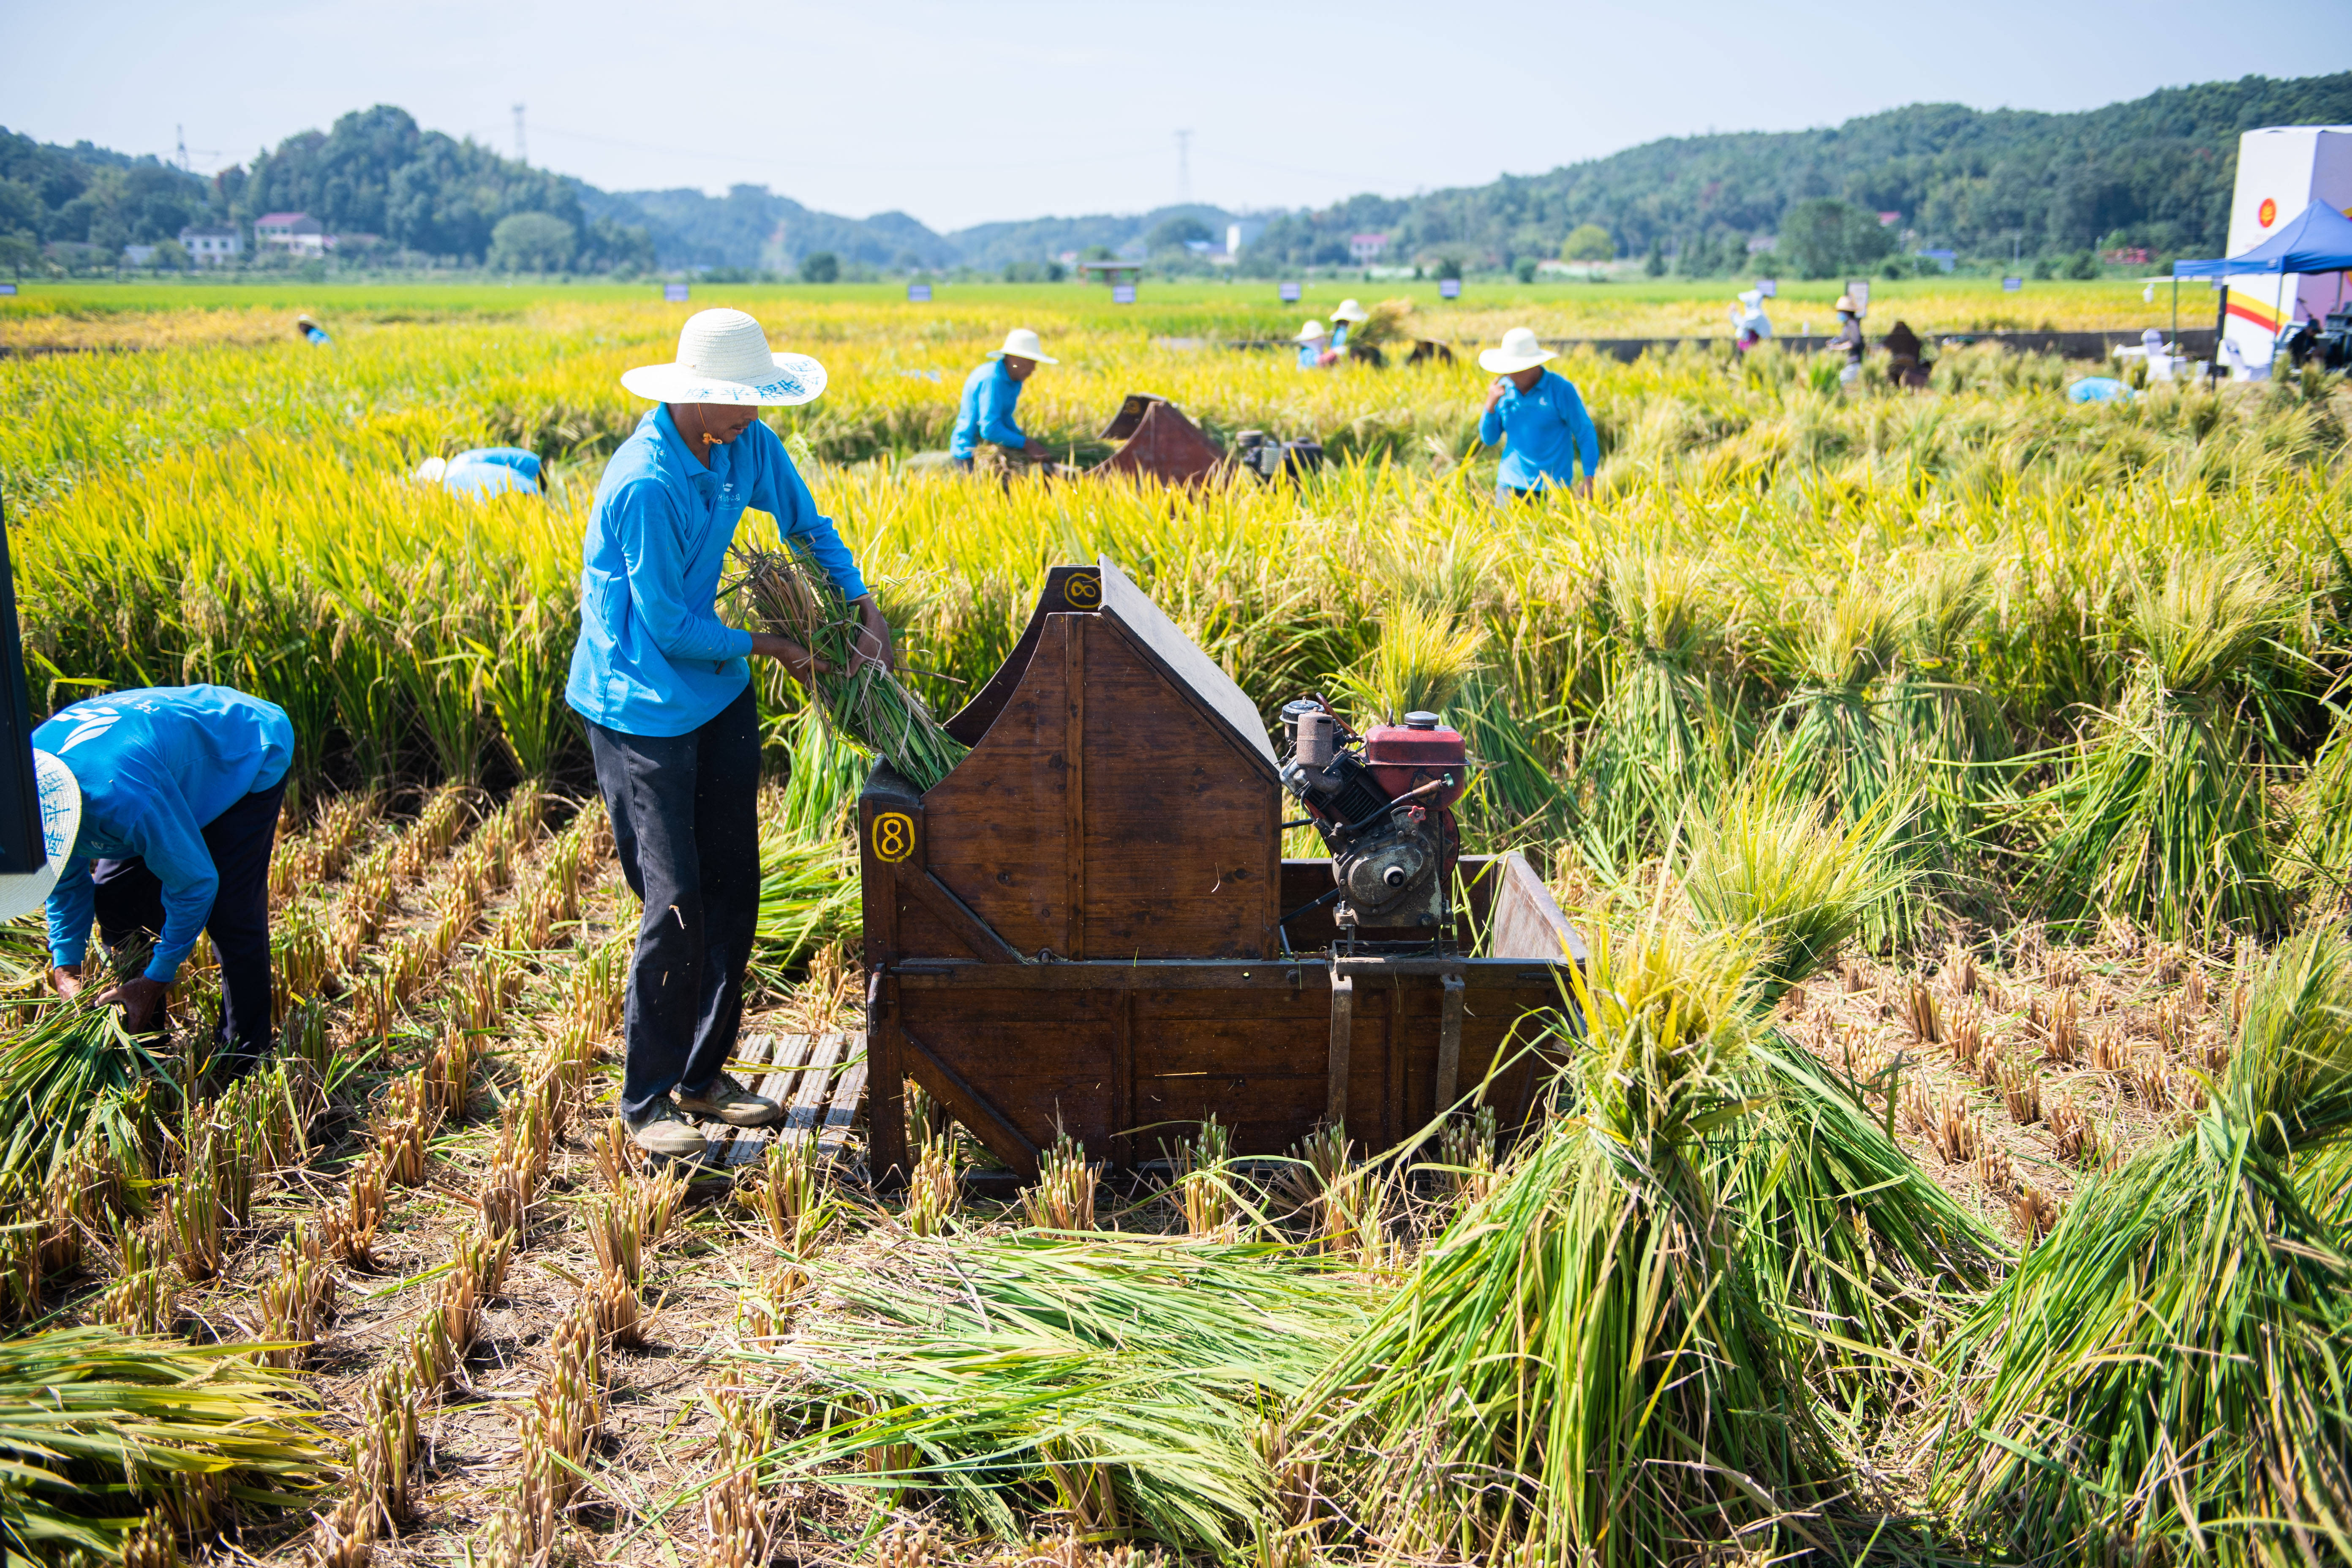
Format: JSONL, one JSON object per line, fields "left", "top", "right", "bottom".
{"left": 569, "top": 308, "right": 891, "bottom": 1161}
{"left": 951, "top": 328, "right": 1057, "bottom": 469}
{"left": 1477, "top": 328, "right": 1598, "bottom": 502}
{"left": 20, "top": 685, "right": 293, "bottom": 1073}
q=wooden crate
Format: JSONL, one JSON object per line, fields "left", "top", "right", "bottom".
{"left": 860, "top": 560, "right": 1582, "bottom": 1181}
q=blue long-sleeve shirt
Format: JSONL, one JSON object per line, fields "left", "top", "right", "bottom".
{"left": 1477, "top": 370, "right": 1600, "bottom": 492}
{"left": 37, "top": 686, "right": 294, "bottom": 983}
{"left": 566, "top": 405, "right": 867, "bottom": 739}
{"left": 950, "top": 360, "right": 1026, "bottom": 458}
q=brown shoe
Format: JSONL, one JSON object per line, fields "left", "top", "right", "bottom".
{"left": 626, "top": 1099, "right": 709, "bottom": 1159}
{"left": 675, "top": 1073, "right": 782, "bottom": 1128}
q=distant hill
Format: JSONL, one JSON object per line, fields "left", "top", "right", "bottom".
{"left": 9, "top": 74, "right": 2351, "bottom": 277}
{"left": 1245, "top": 72, "right": 2352, "bottom": 274}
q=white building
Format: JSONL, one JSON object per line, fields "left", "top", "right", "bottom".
{"left": 178, "top": 226, "right": 242, "bottom": 266}
{"left": 255, "top": 212, "right": 330, "bottom": 256}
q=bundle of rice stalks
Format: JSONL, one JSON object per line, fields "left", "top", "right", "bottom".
{"left": 1935, "top": 926, "right": 2352, "bottom": 1562}
{"left": 752, "top": 1233, "right": 1368, "bottom": 1556}
{"left": 2028, "top": 557, "right": 2296, "bottom": 943}
{"left": 1329, "top": 600, "right": 1486, "bottom": 728}
{"left": 0, "top": 999, "right": 169, "bottom": 1185}
{"left": 1293, "top": 925, "right": 1844, "bottom": 1565}
{"left": 904, "top": 1132, "right": 960, "bottom": 1239}
{"left": 1572, "top": 547, "right": 1745, "bottom": 866}
{"left": 731, "top": 545, "right": 967, "bottom": 790}
{"left": 0, "top": 1325, "right": 327, "bottom": 1561}
{"left": 1019, "top": 1134, "right": 1100, "bottom": 1233}
{"left": 1676, "top": 778, "right": 1916, "bottom": 1007}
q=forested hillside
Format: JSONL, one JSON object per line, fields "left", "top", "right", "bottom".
{"left": 1245, "top": 73, "right": 2352, "bottom": 273}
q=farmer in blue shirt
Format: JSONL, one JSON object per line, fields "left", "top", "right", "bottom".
{"left": 30, "top": 686, "right": 294, "bottom": 1072}
{"left": 950, "top": 328, "right": 1057, "bottom": 469}
{"left": 568, "top": 308, "right": 890, "bottom": 1160}
{"left": 1476, "top": 327, "right": 1600, "bottom": 502}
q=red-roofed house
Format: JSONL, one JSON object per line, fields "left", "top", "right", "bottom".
{"left": 255, "top": 212, "right": 330, "bottom": 256}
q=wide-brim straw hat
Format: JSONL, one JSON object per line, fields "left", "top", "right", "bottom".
{"left": 0, "top": 751, "right": 83, "bottom": 922}
{"left": 987, "top": 327, "right": 1058, "bottom": 365}
{"left": 1834, "top": 294, "right": 1858, "bottom": 313}
{"left": 1330, "top": 298, "right": 1370, "bottom": 324}
{"left": 1478, "top": 327, "right": 1556, "bottom": 375}
{"left": 1294, "top": 319, "right": 1328, "bottom": 343}
{"left": 1737, "top": 289, "right": 1763, "bottom": 308}
{"left": 621, "top": 308, "right": 827, "bottom": 406}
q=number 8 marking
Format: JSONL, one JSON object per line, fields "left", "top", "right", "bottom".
{"left": 871, "top": 811, "right": 916, "bottom": 863}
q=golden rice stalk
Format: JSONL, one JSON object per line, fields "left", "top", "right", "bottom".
{"left": 2011, "top": 1183, "right": 2060, "bottom": 1246}
{"left": 591, "top": 1267, "right": 643, "bottom": 1349}
{"left": 905, "top": 1134, "right": 959, "bottom": 1239}
{"left": 1999, "top": 1052, "right": 2043, "bottom": 1124}
{"left": 1902, "top": 980, "right": 1944, "bottom": 1046}
{"left": 1926, "top": 1094, "right": 1981, "bottom": 1164}
{"left": 325, "top": 1152, "right": 389, "bottom": 1270}
{"left": 1020, "top": 1133, "right": 1100, "bottom": 1233}
{"left": 2047, "top": 1091, "right": 2107, "bottom": 1169}
{"left": 370, "top": 1070, "right": 438, "bottom": 1186}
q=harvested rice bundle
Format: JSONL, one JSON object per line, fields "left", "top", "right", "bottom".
{"left": 0, "top": 999, "right": 168, "bottom": 1185}
{"left": 750, "top": 1233, "right": 1366, "bottom": 1557}
{"left": 1935, "top": 926, "right": 2352, "bottom": 1562}
{"left": 0, "top": 1324, "right": 328, "bottom": 1560}
{"left": 730, "top": 546, "right": 967, "bottom": 791}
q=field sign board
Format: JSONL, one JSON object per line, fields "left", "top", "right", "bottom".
{"left": 907, "top": 282, "right": 933, "bottom": 302}
{"left": 663, "top": 283, "right": 690, "bottom": 303}
{"left": 2002, "top": 276, "right": 2023, "bottom": 292}
{"left": 0, "top": 283, "right": 15, "bottom": 296}
{"left": 1439, "top": 278, "right": 1461, "bottom": 299}
{"left": 1112, "top": 283, "right": 1137, "bottom": 304}
{"left": 1279, "top": 281, "right": 1301, "bottom": 302}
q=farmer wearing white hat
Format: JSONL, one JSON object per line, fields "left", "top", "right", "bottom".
{"left": 1834, "top": 294, "right": 1865, "bottom": 386}
{"left": 1477, "top": 328, "right": 1599, "bottom": 503}
{"left": 1729, "top": 289, "right": 1772, "bottom": 354}
{"left": 1328, "top": 298, "right": 1369, "bottom": 356}
{"left": 7, "top": 686, "right": 295, "bottom": 1074}
{"left": 950, "top": 328, "right": 1057, "bottom": 470}
{"left": 570, "top": 307, "right": 891, "bottom": 1160}
{"left": 1293, "top": 319, "right": 1328, "bottom": 370}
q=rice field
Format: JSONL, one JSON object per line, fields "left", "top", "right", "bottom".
{"left": 2, "top": 279, "right": 2349, "bottom": 1567}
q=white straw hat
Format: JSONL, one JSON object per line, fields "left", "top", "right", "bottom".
{"left": 0, "top": 751, "right": 83, "bottom": 922}
{"left": 1293, "top": 319, "right": 1328, "bottom": 343}
{"left": 1478, "top": 327, "right": 1556, "bottom": 375}
{"left": 988, "top": 327, "right": 1058, "bottom": 365}
{"left": 1329, "top": 298, "right": 1370, "bottom": 324}
{"left": 620, "top": 309, "right": 827, "bottom": 406}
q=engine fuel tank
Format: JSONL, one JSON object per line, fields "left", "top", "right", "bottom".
{"left": 1361, "top": 711, "right": 1468, "bottom": 807}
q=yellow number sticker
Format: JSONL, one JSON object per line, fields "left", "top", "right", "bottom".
{"left": 1062, "top": 572, "right": 1102, "bottom": 609}
{"left": 870, "top": 811, "right": 916, "bottom": 863}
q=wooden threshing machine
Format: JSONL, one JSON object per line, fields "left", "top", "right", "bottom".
{"left": 858, "top": 560, "right": 1583, "bottom": 1181}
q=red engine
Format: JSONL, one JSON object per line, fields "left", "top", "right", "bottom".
{"left": 1362, "top": 713, "right": 1470, "bottom": 808}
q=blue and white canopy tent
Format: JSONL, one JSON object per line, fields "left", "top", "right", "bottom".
{"left": 2170, "top": 200, "right": 2352, "bottom": 370}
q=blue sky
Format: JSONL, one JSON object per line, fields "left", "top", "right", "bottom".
{"left": 3, "top": 0, "right": 2346, "bottom": 230}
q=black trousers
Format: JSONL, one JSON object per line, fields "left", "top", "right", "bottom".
{"left": 92, "top": 780, "right": 286, "bottom": 1059}
{"left": 587, "top": 686, "right": 766, "bottom": 1122}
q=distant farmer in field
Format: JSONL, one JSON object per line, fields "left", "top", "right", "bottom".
{"left": 1834, "top": 294, "right": 1866, "bottom": 387}
{"left": 294, "top": 313, "right": 330, "bottom": 346}
{"left": 1328, "top": 299, "right": 1369, "bottom": 357}
{"left": 413, "top": 447, "right": 546, "bottom": 498}
{"left": 1477, "top": 327, "right": 1599, "bottom": 504}
{"left": 1293, "top": 319, "right": 1328, "bottom": 369}
{"left": 950, "top": 328, "right": 1057, "bottom": 470}
{"left": 1729, "top": 289, "right": 1772, "bottom": 353}
{"left": 0, "top": 685, "right": 295, "bottom": 1077}
{"left": 570, "top": 308, "right": 892, "bottom": 1161}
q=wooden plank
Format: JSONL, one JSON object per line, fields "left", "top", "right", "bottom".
{"left": 780, "top": 1032, "right": 849, "bottom": 1146}
{"left": 755, "top": 1032, "right": 814, "bottom": 1105}
{"left": 902, "top": 1026, "right": 1044, "bottom": 1179}
{"left": 868, "top": 971, "right": 908, "bottom": 1184}
{"left": 1110, "top": 991, "right": 1133, "bottom": 1166}
{"left": 1436, "top": 973, "right": 1466, "bottom": 1109}
{"left": 1326, "top": 971, "right": 1354, "bottom": 1130}
{"left": 1491, "top": 852, "right": 1587, "bottom": 964}
{"left": 817, "top": 1051, "right": 869, "bottom": 1162}
{"left": 891, "top": 958, "right": 1565, "bottom": 992}
{"left": 899, "top": 868, "right": 1025, "bottom": 964}
{"left": 942, "top": 565, "right": 1098, "bottom": 746}
{"left": 1064, "top": 615, "right": 1086, "bottom": 960}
